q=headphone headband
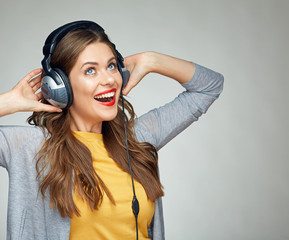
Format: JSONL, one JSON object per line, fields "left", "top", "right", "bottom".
{"left": 43, "top": 21, "right": 104, "bottom": 56}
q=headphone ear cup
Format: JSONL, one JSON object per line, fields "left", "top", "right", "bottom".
{"left": 53, "top": 68, "right": 73, "bottom": 108}
{"left": 121, "top": 68, "right": 130, "bottom": 89}
{"left": 41, "top": 68, "right": 73, "bottom": 109}
{"left": 117, "top": 61, "right": 130, "bottom": 89}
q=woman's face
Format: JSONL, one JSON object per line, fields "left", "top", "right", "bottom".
{"left": 68, "top": 42, "right": 122, "bottom": 133}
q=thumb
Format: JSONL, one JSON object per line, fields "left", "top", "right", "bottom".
{"left": 32, "top": 102, "right": 63, "bottom": 113}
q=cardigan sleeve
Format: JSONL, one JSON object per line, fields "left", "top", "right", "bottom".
{"left": 0, "top": 126, "right": 44, "bottom": 171}
{"left": 0, "top": 128, "right": 12, "bottom": 170}
{"left": 134, "top": 63, "right": 224, "bottom": 150}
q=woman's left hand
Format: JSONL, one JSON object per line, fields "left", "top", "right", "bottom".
{"left": 122, "top": 52, "right": 154, "bottom": 96}
{"left": 122, "top": 51, "right": 195, "bottom": 95}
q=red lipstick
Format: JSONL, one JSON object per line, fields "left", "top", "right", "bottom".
{"left": 94, "top": 88, "right": 116, "bottom": 106}
{"left": 95, "top": 88, "right": 116, "bottom": 96}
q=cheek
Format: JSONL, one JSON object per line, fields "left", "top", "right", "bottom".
{"left": 72, "top": 86, "right": 87, "bottom": 102}
{"left": 71, "top": 77, "right": 96, "bottom": 97}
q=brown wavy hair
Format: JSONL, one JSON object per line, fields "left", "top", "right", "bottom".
{"left": 28, "top": 29, "right": 164, "bottom": 218}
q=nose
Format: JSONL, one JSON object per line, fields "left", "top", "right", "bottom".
{"left": 99, "top": 69, "right": 115, "bottom": 86}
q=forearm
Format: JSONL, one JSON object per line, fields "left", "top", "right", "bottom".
{"left": 146, "top": 51, "right": 195, "bottom": 84}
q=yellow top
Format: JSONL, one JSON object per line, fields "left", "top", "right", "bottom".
{"left": 69, "top": 131, "right": 155, "bottom": 240}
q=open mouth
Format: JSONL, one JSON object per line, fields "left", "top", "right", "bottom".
{"left": 94, "top": 92, "right": 115, "bottom": 102}
{"left": 94, "top": 89, "right": 116, "bottom": 106}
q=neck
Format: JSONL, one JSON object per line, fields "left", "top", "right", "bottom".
{"left": 69, "top": 113, "right": 102, "bottom": 133}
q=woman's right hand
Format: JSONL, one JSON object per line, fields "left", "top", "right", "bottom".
{"left": 0, "top": 69, "right": 62, "bottom": 117}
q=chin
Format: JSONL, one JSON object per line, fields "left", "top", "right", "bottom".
{"left": 98, "top": 109, "right": 119, "bottom": 122}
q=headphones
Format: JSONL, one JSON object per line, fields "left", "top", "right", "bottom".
{"left": 41, "top": 20, "right": 130, "bottom": 110}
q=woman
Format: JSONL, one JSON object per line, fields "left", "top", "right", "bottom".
{"left": 0, "top": 20, "right": 224, "bottom": 239}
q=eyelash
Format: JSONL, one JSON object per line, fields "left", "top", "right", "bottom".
{"left": 85, "top": 67, "right": 96, "bottom": 75}
{"left": 85, "top": 63, "right": 117, "bottom": 75}
{"left": 108, "top": 62, "right": 117, "bottom": 70}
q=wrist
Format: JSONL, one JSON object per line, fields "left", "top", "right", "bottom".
{"left": 0, "top": 91, "right": 19, "bottom": 117}
{"left": 142, "top": 52, "right": 195, "bottom": 83}
{"left": 141, "top": 51, "right": 159, "bottom": 73}
{"left": 143, "top": 51, "right": 172, "bottom": 75}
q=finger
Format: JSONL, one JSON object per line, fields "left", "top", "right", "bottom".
{"left": 32, "top": 82, "right": 42, "bottom": 93}
{"left": 123, "top": 56, "right": 134, "bottom": 73}
{"left": 33, "top": 102, "right": 62, "bottom": 113}
{"left": 122, "top": 82, "right": 134, "bottom": 96}
{"left": 122, "top": 71, "right": 143, "bottom": 95}
{"left": 29, "top": 74, "right": 42, "bottom": 88}
{"left": 36, "top": 92, "right": 44, "bottom": 100}
{"left": 22, "top": 69, "right": 42, "bottom": 83}
{"left": 35, "top": 93, "right": 62, "bottom": 112}
{"left": 122, "top": 78, "right": 138, "bottom": 96}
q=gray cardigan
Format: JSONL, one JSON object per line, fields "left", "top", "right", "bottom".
{"left": 0, "top": 63, "right": 224, "bottom": 240}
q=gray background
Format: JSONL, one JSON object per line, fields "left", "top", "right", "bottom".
{"left": 0, "top": 0, "right": 288, "bottom": 239}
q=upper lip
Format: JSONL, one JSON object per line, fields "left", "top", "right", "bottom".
{"left": 94, "top": 88, "right": 116, "bottom": 97}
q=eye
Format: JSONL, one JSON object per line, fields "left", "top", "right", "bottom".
{"left": 85, "top": 68, "right": 95, "bottom": 75}
{"left": 107, "top": 63, "right": 116, "bottom": 71}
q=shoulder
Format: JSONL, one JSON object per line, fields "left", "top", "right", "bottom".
{"left": 0, "top": 125, "right": 45, "bottom": 169}
{"left": 0, "top": 125, "right": 44, "bottom": 146}
{"left": 0, "top": 125, "right": 43, "bottom": 136}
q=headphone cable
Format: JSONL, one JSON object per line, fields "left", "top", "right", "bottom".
{"left": 121, "top": 93, "right": 139, "bottom": 240}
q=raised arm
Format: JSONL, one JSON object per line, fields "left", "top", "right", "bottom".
{"left": 122, "top": 51, "right": 195, "bottom": 95}
{"left": 0, "top": 69, "right": 61, "bottom": 117}
{"left": 123, "top": 52, "right": 224, "bottom": 150}
{"left": 0, "top": 69, "right": 62, "bottom": 169}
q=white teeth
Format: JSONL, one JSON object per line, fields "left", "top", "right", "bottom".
{"left": 94, "top": 91, "right": 115, "bottom": 99}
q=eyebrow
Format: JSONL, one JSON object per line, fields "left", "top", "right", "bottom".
{"left": 81, "top": 57, "right": 116, "bottom": 69}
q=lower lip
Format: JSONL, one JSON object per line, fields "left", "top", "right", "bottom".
{"left": 95, "top": 94, "right": 116, "bottom": 106}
